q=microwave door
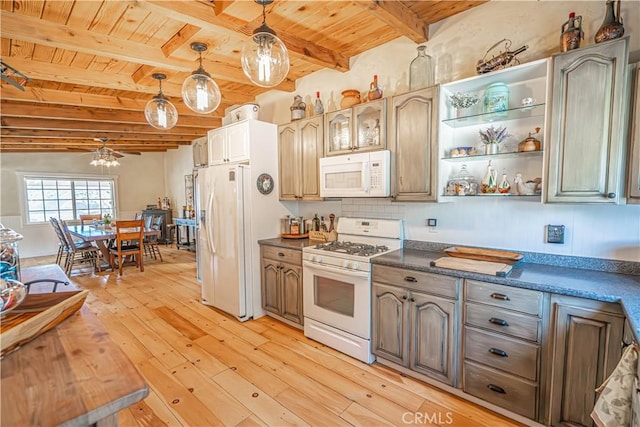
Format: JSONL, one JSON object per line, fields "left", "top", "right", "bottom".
{"left": 322, "top": 162, "right": 367, "bottom": 197}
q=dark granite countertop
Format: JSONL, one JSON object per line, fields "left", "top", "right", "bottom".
{"left": 257, "top": 237, "right": 315, "bottom": 250}
{"left": 372, "top": 248, "right": 640, "bottom": 342}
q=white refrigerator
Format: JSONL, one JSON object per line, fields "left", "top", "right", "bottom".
{"left": 194, "top": 119, "right": 288, "bottom": 321}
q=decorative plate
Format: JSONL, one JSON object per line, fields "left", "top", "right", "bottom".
{"left": 256, "top": 173, "right": 274, "bottom": 195}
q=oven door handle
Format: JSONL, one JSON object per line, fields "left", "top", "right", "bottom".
{"left": 303, "top": 260, "right": 370, "bottom": 279}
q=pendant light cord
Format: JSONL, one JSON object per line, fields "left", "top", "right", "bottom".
{"left": 261, "top": 2, "right": 267, "bottom": 26}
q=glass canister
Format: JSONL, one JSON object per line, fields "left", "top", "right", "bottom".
{"left": 446, "top": 164, "right": 478, "bottom": 196}
{"left": 483, "top": 82, "right": 509, "bottom": 114}
{"left": 409, "top": 45, "right": 434, "bottom": 91}
{"left": 0, "top": 227, "right": 24, "bottom": 281}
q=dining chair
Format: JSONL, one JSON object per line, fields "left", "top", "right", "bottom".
{"left": 79, "top": 214, "right": 102, "bottom": 225}
{"left": 60, "top": 220, "right": 101, "bottom": 275}
{"left": 49, "top": 217, "right": 69, "bottom": 266}
{"left": 109, "top": 219, "right": 144, "bottom": 276}
{"left": 143, "top": 215, "right": 164, "bottom": 262}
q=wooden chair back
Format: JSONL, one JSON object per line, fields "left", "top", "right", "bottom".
{"left": 80, "top": 214, "right": 102, "bottom": 225}
{"left": 110, "top": 219, "right": 145, "bottom": 275}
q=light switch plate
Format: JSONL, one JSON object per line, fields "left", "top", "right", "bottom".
{"left": 547, "top": 225, "right": 565, "bottom": 244}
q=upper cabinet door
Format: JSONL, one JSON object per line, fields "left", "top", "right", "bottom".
{"left": 545, "top": 37, "right": 629, "bottom": 204}
{"left": 299, "top": 116, "right": 323, "bottom": 200}
{"left": 391, "top": 86, "right": 439, "bottom": 201}
{"left": 208, "top": 128, "right": 227, "bottom": 165}
{"left": 226, "top": 122, "right": 250, "bottom": 164}
{"left": 278, "top": 123, "right": 299, "bottom": 201}
{"left": 627, "top": 63, "right": 640, "bottom": 202}
{"left": 324, "top": 108, "right": 353, "bottom": 156}
{"left": 353, "top": 99, "right": 387, "bottom": 152}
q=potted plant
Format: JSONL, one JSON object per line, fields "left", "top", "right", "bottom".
{"left": 479, "top": 125, "right": 509, "bottom": 155}
{"left": 449, "top": 92, "right": 480, "bottom": 117}
{"left": 103, "top": 213, "right": 112, "bottom": 228}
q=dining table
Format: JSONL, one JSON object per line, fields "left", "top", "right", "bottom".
{"left": 1, "top": 264, "right": 149, "bottom": 426}
{"left": 67, "top": 224, "right": 160, "bottom": 262}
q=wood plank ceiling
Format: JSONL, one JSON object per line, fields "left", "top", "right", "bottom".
{"left": 0, "top": 0, "right": 486, "bottom": 154}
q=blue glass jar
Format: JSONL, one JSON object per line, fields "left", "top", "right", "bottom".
{"left": 483, "top": 82, "right": 509, "bottom": 114}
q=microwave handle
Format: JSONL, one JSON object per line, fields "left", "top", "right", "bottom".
{"left": 361, "top": 161, "right": 370, "bottom": 193}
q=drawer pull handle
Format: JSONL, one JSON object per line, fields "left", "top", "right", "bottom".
{"left": 487, "top": 384, "right": 506, "bottom": 394}
{"left": 404, "top": 276, "right": 418, "bottom": 283}
{"left": 278, "top": 252, "right": 285, "bottom": 257}
{"left": 489, "top": 348, "right": 508, "bottom": 357}
{"left": 489, "top": 317, "right": 509, "bottom": 326}
{"left": 490, "top": 293, "right": 510, "bottom": 301}
{"left": 402, "top": 295, "right": 408, "bottom": 300}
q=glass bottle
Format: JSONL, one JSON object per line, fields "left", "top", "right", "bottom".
{"left": 595, "top": 0, "right": 624, "bottom": 44}
{"left": 481, "top": 161, "right": 497, "bottom": 194}
{"left": 313, "top": 91, "right": 324, "bottom": 116}
{"left": 498, "top": 169, "right": 511, "bottom": 194}
{"left": 561, "top": 12, "right": 584, "bottom": 52}
{"left": 312, "top": 214, "right": 320, "bottom": 232}
{"left": 409, "top": 46, "right": 434, "bottom": 91}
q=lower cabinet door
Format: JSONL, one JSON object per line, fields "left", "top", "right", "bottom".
{"left": 280, "top": 262, "right": 303, "bottom": 325}
{"left": 372, "top": 283, "right": 408, "bottom": 365}
{"left": 261, "top": 260, "right": 280, "bottom": 315}
{"left": 409, "top": 291, "right": 456, "bottom": 385}
{"left": 549, "top": 301, "right": 624, "bottom": 427}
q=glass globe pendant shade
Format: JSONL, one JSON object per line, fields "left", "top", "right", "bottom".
{"left": 145, "top": 73, "right": 178, "bottom": 130}
{"left": 242, "top": 30, "right": 289, "bottom": 88}
{"left": 182, "top": 70, "right": 221, "bottom": 114}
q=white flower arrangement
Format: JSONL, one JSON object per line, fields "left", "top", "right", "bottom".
{"left": 449, "top": 92, "right": 480, "bottom": 109}
{"left": 479, "top": 125, "right": 509, "bottom": 145}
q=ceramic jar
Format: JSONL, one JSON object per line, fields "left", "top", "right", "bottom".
{"left": 340, "top": 89, "right": 361, "bottom": 108}
{"left": 290, "top": 95, "right": 306, "bottom": 121}
{"left": 483, "top": 82, "right": 509, "bottom": 114}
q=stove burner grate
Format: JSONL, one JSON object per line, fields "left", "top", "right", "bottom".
{"left": 313, "top": 241, "right": 389, "bottom": 257}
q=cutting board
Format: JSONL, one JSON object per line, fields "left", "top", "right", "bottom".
{"left": 431, "top": 257, "right": 512, "bottom": 277}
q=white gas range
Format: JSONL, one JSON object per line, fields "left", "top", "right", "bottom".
{"left": 302, "top": 218, "right": 403, "bottom": 363}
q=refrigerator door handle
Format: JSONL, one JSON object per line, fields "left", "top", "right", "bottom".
{"left": 207, "top": 192, "right": 216, "bottom": 254}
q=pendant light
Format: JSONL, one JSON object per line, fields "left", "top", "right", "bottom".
{"left": 145, "top": 73, "right": 178, "bottom": 130}
{"left": 241, "top": 0, "right": 289, "bottom": 88}
{"left": 182, "top": 42, "right": 221, "bottom": 114}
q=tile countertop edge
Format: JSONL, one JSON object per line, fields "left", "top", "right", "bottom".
{"left": 372, "top": 248, "right": 640, "bottom": 343}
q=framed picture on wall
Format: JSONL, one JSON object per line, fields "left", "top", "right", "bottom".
{"left": 185, "top": 174, "right": 193, "bottom": 208}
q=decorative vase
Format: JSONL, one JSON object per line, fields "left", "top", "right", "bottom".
{"left": 595, "top": 0, "right": 624, "bottom": 44}
{"left": 484, "top": 142, "right": 500, "bottom": 155}
{"left": 498, "top": 170, "right": 511, "bottom": 194}
{"left": 368, "top": 75, "right": 383, "bottom": 101}
{"left": 409, "top": 45, "right": 434, "bottom": 91}
{"left": 483, "top": 82, "right": 509, "bottom": 114}
{"left": 560, "top": 12, "right": 584, "bottom": 52}
{"left": 481, "top": 161, "right": 497, "bottom": 193}
{"left": 340, "top": 89, "right": 361, "bottom": 108}
{"left": 290, "top": 95, "right": 306, "bottom": 121}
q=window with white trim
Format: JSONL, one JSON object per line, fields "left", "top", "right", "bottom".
{"left": 24, "top": 176, "right": 115, "bottom": 224}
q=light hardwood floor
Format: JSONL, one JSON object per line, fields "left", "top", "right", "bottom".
{"left": 23, "top": 247, "right": 524, "bottom": 427}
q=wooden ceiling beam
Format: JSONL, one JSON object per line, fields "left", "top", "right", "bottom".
{"left": 0, "top": 129, "right": 198, "bottom": 141}
{"left": 0, "top": 10, "right": 275, "bottom": 89}
{"left": 0, "top": 117, "right": 207, "bottom": 135}
{"left": 135, "top": 0, "right": 350, "bottom": 72}
{"left": 0, "top": 100, "right": 221, "bottom": 128}
{"left": 362, "top": 0, "right": 429, "bottom": 44}
{"left": 0, "top": 139, "right": 186, "bottom": 148}
{"left": 0, "top": 86, "right": 230, "bottom": 117}
{"left": 2, "top": 57, "right": 253, "bottom": 105}
{"left": 0, "top": 147, "right": 177, "bottom": 153}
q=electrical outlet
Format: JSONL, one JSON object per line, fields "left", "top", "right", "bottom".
{"left": 546, "top": 225, "right": 565, "bottom": 244}
{"left": 427, "top": 218, "right": 437, "bottom": 227}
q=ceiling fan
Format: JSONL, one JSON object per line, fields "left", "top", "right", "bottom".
{"left": 86, "top": 138, "right": 139, "bottom": 167}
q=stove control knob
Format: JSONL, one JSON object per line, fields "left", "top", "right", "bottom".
{"left": 352, "top": 262, "right": 360, "bottom": 270}
{"left": 342, "top": 260, "right": 350, "bottom": 268}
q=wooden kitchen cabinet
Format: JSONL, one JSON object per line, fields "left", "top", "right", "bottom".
{"left": 260, "top": 245, "right": 303, "bottom": 327}
{"left": 627, "top": 62, "right": 640, "bottom": 202}
{"left": 391, "top": 86, "right": 439, "bottom": 201}
{"left": 324, "top": 99, "right": 387, "bottom": 156}
{"left": 372, "top": 265, "right": 459, "bottom": 386}
{"left": 208, "top": 120, "right": 250, "bottom": 165}
{"left": 546, "top": 295, "right": 625, "bottom": 427}
{"left": 545, "top": 37, "right": 630, "bottom": 204}
{"left": 278, "top": 116, "right": 323, "bottom": 201}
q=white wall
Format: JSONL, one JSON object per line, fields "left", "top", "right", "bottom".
{"left": 255, "top": 0, "right": 640, "bottom": 262}
{"left": 0, "top": 152, "right": 167, "bottom": 257}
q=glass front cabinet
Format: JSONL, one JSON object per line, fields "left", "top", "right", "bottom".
{"left": 324, "top": 99, "right": 387, "bottom": 156}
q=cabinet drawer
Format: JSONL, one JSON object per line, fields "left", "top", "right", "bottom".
{"left": 466, "top": 280, "right": 543, "bottom": 316}
{"left": 464, "top": 361, "right": 537, "bottom": 420}
{"left": 261, "top": 245, "right": 301, "bottom": 265}
{"left": 464, "top": 327, "right": 539, "bottom": 381}
{"left": 373, "top": 265, "right": 458, "bottom": 299}
{"left": 465, "top": 302, "right": 540, "bottom": 342}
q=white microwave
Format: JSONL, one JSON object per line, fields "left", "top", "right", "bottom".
{"left": 319, "top": 150, "right": 391, "bottom": 198}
